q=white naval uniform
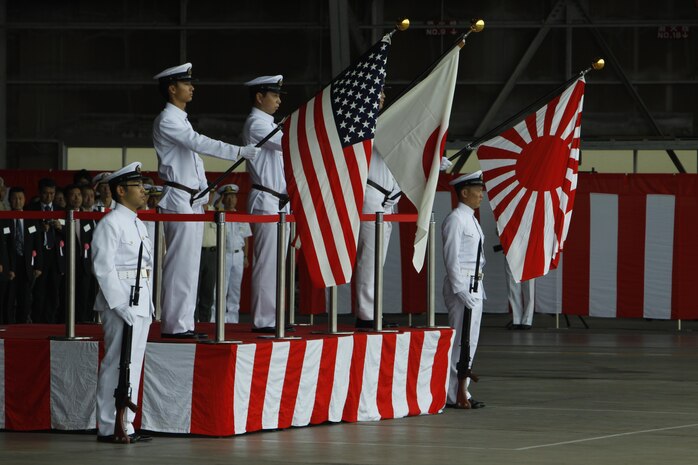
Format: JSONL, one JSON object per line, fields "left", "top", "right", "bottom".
{"left": 92, "top": 203, "right": 154, "bottom": 437}
{"left": 353, "top": 149, "right": 401, "bottom": 321}
{"left": 224, "top": 214, "right": 252, "bottom": 323}
{"left": 153, "top": 102, "right": 244, "bottom": 334}
{"left": 243, "top": 107, "right": 289, "bottom": 329}
{"left": 505, "top": 261, "right": 535, "bottom": 326}
{"left": 442, "top": 203, "right": 486, "bottom": 404}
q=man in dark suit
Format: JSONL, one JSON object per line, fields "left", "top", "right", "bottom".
{"left": 5, "top": 187, "right": 43, "bottom": 324}
{"left": 28, "top": 177, "right": 64, "bottom": 323}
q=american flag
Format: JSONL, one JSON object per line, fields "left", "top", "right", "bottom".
{"left": 283, "top": 35, "right": 392, "bottom": 288}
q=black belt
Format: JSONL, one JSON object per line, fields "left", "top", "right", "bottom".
{"left": 367, "top": 179, "right": 402, "bottom": 207}
{"left": 164, "top": 181, "right": 199, "bottom": 205}
{"left": 252, "top": 184, "right": 290, "bottom": 211}
{"left": 202, "top": 246, "right": 217, "bottom": 252}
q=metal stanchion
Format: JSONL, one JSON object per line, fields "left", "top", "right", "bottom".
{"left": 287, "top": 222, "right": 298, "bottom": 326}
{"left": 153, "top": 219, "right": 165, "bottom": 322}
{"left": 51, "top": 210, "right": 90, "bottom": 341}
{"left": 426, "top": 212, "right": 436, "bottom": 328}
{"left": 287, "top": 221, "right": 310, "bottom": 327}
{"left": 419, "top": 212, "right": 448, "bottom": 329}
{"left": 206, "top": 212, "right": 240, "bottom": 344}
{"left": 260, "top": 212, "right": 299, "bottom": 340}
{"left": 369, "top": 212, "right": 398, "bottom": 333}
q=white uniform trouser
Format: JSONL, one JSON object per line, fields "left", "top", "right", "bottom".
{"left": 96, "top": 310, "right": 151, "bottom": 436}
{"left": 161, "top": 206, "right": 204, "bottom": 334}
{"left": 250, "top": 209, "right": 289, "bottom": 329}
{"left": 353, "top": 220, "right": 392, "bottom": 321}
{"left": 444, "top": 284, "right": 483, "bottom": 404}
{"left": 225, "top": 250, "right": 244, "bottom": 323}
{"left": 505, "top": 262, "right": 535, "bottom": 326}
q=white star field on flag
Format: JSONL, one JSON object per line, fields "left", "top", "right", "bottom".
{"left": 331, "top": 43, "right": 389, "bottom": 147}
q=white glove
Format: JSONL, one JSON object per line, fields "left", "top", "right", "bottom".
{"left": 240, "top": 145, "right": 260, "bottom": 161}
{"left": 440, "top": 157, "right": 453, "bottom": 172}
{"left": 456, "top": 291, "right": 478, "bottom": 310}
{"left": 112, "top": 304, "right": 135, "bottom": 326}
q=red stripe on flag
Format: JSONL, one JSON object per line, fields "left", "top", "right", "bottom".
{"left": 562, "top": 190, "right": 590, "bottom": 315}
{"left": 672, "top": 177, "right": 698, "bottom": 319}
{"left": 310, "top": 338, "right": 338, "bottom": 424}
{"left": 554, "top": 81, "right": 586, "bottom": 139}
{"left": 525, "top": 113, "right": 538, "bottom": 140}
{"left": 290, "top": 103, "right": 345, "bottom": 284}
{"left": 277, "top": 340, "right": 307, "bottom": 429}
{"left": 312, "top": 94, "right": 359, "bottom": 272}
{"left": 245, "top": 341, "right": 273, "bottom": 432}
{"left": 190, "top": 344, "right": 237, "bottom": 436}
{"left": 522, "top": 191, "right": 546, "bottom": 280}
{"left": 283, "top": 120, "right": 326, "bottom": 289}
{"left": 428, "top": 329, "right": 452, "bottom": 413}
{"left": 492, "top": 183, "right": 524, "bottom": 219}
{"left": 5, "top": 339, "right": 51, "bottom": 430}
{"left": 543, "top": 95, "right": 561, "bottom": 136}
{"left": 501, "top": 126, "right": 527, "bottom": 150}
{"left": 617, "top": 193, "right": 646, "bottom": 318}
{"left": 343, "top": 333, "right": 368, "bottom": 423}
{"left": 376, "top": 334, "right": 397, "bottom": 419}
{"left": 487, "top": 170, "right": 519, "bottom": 202}
{"left": 406, "top": 331, "right": 425, "bottom": 416}
{"left": 500, "top": 189, "right": 533, "bottom": 252}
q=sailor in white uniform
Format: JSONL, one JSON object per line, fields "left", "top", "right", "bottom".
{"left": 353, "top": 90, "right": 401, "bottom": 328}
{"left": 152, "top": 62, "right": 259, "bottom": 338}
{"left": 218, "top": 184, "right": 252, "bottom": 323}
{"left": 242, "top": 75, "right": 289, "bottom": 332}
{"left": 92, "top": 162, "right": 153, "bottom": 443}
{"left": 442, "top": 171, "right": 486, "bottom": 409}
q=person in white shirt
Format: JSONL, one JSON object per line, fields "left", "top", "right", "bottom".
{"left": 242, "top": 75, "right": 288, "bottom": 332}
{"left": 218, "top": 184, "right": 252, "bottom": 323}
{"left": 442, "top": 171, "right": 487, "bottom": 410}
{"left": 92, "top": 162, "right": 153, "bottom": 443}
{"left": 152, "top": 62, "right": 259, "bottom": 339}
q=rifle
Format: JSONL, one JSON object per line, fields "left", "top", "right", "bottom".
{"left": 113, "top": 241, "right": 143, "bottom": 443}
{"left": 455, "top": 239, "right": 482, "bottom": 408}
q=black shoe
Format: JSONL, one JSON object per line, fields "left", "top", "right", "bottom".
{"left": 519, "top": 324, "right": 532, "bottom": 330}
{"left": 162, "top": 330, "right": 208, "bottom": 339}
{"left": 509, "top": 324, "right": 522, "bottom": 330}
{"left": 129, "top": 433, "right": 152, "bottom": 443}
{"left": 97, "top": 433, "right": 152, "bottom": 444}
{"left": 469, "top": 399, "right": 486, "bottom": 409}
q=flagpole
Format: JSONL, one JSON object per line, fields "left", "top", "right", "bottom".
{"left": 192, "top": 117, "right": 287, "bottom": 203}
{"left": 448, "top": 58, "right": 605, "bottom": 163}
{"left": 380, "top": 19, "right": 485, "bottom": 115}
{"left": 193, "top": 19, "right": 411, "bottom": 203}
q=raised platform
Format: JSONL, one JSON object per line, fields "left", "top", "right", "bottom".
{"left": 0, "top": 323, "right": 453, "bottom": 436}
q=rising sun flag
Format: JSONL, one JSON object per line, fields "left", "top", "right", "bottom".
{"left": 477, "top": 76, "right": 586, "bottom": 283}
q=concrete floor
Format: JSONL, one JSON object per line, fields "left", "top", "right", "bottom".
{"left": 2, "top": 313, "right": 698, "bottom": 465}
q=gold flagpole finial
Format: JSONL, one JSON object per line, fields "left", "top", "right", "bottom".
{"left": 396, "top": 18, "right": 410, "bottom": 31}
{"left": 470, "top": 19, "right": 485, "bottom": 32}
{"left": 592, "top": 58, "right": 605, "bottom": 71}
